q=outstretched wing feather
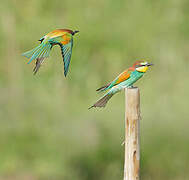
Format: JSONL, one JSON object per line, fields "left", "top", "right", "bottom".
{"left": 60, "top": 38, "right": 73, "bottom": 77}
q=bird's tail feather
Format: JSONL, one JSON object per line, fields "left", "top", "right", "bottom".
{"left": 89, "top": 93, "right": 113, "bottom": 109}
{"left": 96, "top": 83, "right": 111, "bottom": 92}
{"left": 33, "top": 58, "right": 45, "bottom": 75}
{"left": 22, "top": 42, "right": 52, "bottom": 64}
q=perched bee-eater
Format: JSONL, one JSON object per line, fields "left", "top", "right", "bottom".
{"left": 89, "top": 61, "right": 153, "bottom": 109}
{"left": 22, "top": 29, "right": 79, "bottom": 76}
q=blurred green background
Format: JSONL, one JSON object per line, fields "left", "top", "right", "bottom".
{"left": 0, "top": 0, "right": 189, "bottom": 179}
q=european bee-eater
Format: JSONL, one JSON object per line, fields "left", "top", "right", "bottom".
{"left": 89, "top": 61, "right": 153, "bottom": 109}
{"left": 22, "top": 29, "right": 79, "bottom": 76}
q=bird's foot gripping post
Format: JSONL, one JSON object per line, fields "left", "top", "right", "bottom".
{"left": 124, "top": 87, "right": 140, "bottom": 180}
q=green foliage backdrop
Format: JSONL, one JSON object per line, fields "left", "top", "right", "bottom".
{"left": 0, "top": 0, "right": 189, "bottom": 179}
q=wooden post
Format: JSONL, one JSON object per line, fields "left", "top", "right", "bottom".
{"left": 124, "top": 87, "right": 140, "bottom": 180}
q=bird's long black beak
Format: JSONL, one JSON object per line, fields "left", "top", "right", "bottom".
{"left": 72, "top": 30, "right": 79, "bottom": 35}
{"left": 147, "top": 63, "right": 154, "bottom": 66}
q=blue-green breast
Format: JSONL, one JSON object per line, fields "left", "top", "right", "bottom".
{"left": 124, "top": 70, "right": 144, "bottom": 87}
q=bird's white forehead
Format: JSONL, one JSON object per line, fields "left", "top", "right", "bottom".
{"left": 140, "top": 61, "right": 148, "bottom": 65}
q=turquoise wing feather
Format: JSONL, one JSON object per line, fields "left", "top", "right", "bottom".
{"left": 22, "top": 42, "right": 52, "bottom": 64}
{"left": 48, "top": 35, "right": 73, "bottom": 77}
{"left": 60, "top": 39, "right": 73, "bottom": 77}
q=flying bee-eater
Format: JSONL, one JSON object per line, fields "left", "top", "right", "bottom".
{"left": 89, "top": 61, "right": 153, "bottom": 109}
{"left": 22, "top": 29, "right": 79, "bottom": 76}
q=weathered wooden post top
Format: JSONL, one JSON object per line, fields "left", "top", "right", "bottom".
{"left": 124, "top": 87, "right": 140, "bottom": 180}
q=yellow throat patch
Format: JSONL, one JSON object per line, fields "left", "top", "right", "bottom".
{"left": 136, "top": 66, "right": 148, "bottom": 72}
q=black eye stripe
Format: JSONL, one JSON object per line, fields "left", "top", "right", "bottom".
{"left": 136, "top": 64, "right": 146, "bottom": 67}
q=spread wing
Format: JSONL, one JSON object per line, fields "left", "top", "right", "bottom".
{"left": 96, "top": 69, "right": 132, "bottom": 92}
{"left": 60, "top": 39, "right": 73, "bottom": 77}
{"left": 48, "top": 34, "right": 73, "bottom": 77}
